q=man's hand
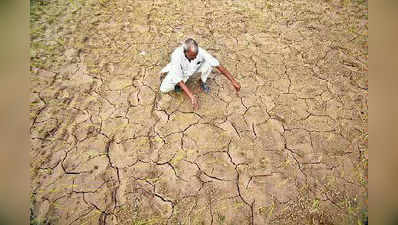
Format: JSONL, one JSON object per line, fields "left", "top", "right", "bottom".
{"left": 191, "top": 96, "right": 199, "bottom": 110}
{"left": 232, "top": 81, "right": 241, "bottom": 92}
{"left": 216, "top": 65, "right": 241, "bottom": 93}
{"left": 178, "top": 81, "right": 199, "bottom": 110}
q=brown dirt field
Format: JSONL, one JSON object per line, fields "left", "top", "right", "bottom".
{"left": 30, "top": 0, "right": 368, "bottom": 224}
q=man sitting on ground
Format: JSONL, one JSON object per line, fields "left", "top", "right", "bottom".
{"left": 159, "top": 38, "right": 241, "bottom": 110}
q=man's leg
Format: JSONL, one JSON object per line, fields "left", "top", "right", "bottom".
{"left": 160, "top": 63, "right": 172, "bottom": 74}
{"left": 160, "top": 63, "right": 182, "bottom": 93}
{"left": 199, "top": 61, "right": 213, "bottom": 93}
{"left": 160, "top": 73, "right": 177, "bottom": 93}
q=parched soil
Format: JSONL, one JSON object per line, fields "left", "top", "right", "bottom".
{"left": 30, "top": 0, "right": 368, "bottom": 224}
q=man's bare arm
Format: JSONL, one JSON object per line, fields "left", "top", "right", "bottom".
{"left": 215, "top": 65, "right": 241, "bottom": 92}
{"left": 178, "top": 81, "right": 199, "bottom": 110}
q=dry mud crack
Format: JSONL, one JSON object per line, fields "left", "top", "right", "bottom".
{"left": 30, "top": 0, "right": 367, "bottom": 224}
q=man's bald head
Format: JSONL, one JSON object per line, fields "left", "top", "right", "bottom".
{"left": 183, "top": 38, "right": 198, "bottom": 60}
{"left": 183, "top": 38, "right": 198, "bottom": 53}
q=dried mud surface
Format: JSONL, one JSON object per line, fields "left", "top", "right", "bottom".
{"left": 30, "top": 0, "right": 368, "bottom": 224}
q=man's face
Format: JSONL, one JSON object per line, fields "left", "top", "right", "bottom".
{"left": 185, "top": 49, "right": 198, "bottom": 61}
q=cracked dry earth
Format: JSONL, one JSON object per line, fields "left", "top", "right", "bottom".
{"left": 30, "top": 0, "right": 368, "bottom": 224}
